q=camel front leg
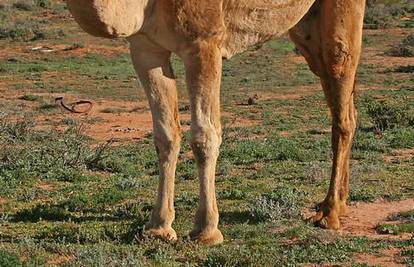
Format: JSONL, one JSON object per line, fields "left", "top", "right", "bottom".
{"left": 181, "top": 41, "right": 224, "bottom": 245}
{"left": 129, "top": 35, "right": 180, "bottom": 241}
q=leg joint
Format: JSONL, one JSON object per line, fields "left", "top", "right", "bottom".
{"left": 154, "top": 129, "right": 181, "bottom": 153}
{"left": 333, "top": 119, "right": 356, "bottom": 137}
{"left": 191, "top": 125, "right": 222, "bottom": 164}
{"left": 324, "top": 40, "right": 353, "bottom": 79}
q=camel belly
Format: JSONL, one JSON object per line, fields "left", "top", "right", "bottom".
{"left": 222, "top": 0, "right": 316, "bottom": 58}
{"left": 67, "top": 0, "right": 147, "bottom": 38}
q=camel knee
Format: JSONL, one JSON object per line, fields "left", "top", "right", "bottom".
{"left": 154, "top": 127, "right": 181, "bottom": 159}
{"left": 333, "top": 118, "right": 356, "bottom": 139}
{"left": 323, "top": 40, "right": 357, "bottom": 80}
{"left": 191, "top": 125, "right": 222, "bottom": 164}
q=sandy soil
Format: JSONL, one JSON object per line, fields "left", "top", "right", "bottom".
{"left": 343, "top": 199, "right": 414, "bottom": 266}
{"left": 341, "top": 198, "right": 414, "bottom": 238}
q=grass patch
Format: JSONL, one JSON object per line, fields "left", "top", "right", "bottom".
{"left": 18, "top": 94, "right": 40, "bottom": 101}
{"left": 0, "top": 116, "right": 113, "bottom": 186}
{"left": 0, "top": 250, "right": 22, "bottom": 267}
{"left": 376, "top": 223, "right": 414, "bottom": 235}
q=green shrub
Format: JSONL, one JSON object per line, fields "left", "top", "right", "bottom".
{"left": 386, "top": 34, "right": 414, "bottom": 57}
{"left": 0, "top": 115, "right": 34, "bottom": 143}
{"left": 393, "top": 65, "right": 414, "bottom": 73}
{"left": 249, "top": 187, "right": 304, "bottom": 222}
{"left": 0, "top": 22, "right": 42, "bottom": 41}
{"left": 116, "top": 175, "right": 143, "bottom": 190}
{"left": 19, "top": 94, "right": 39, "bottom": 101}
{"left": 0, "top": 250, "right": 22, "bottom": 267}
{"left": 12, "top": 1, "right": 33, "bottom": 11}
{"left": 72, "top": 247, "right": 144, "bottom": 266}
{"left": 220, "top": 136, "right": 312, "bottom": 166}
{"left": 176, "top": 192, "right": 198, "bottom": 208}
{"left": 61, "top": 193, "right": 91, "bottom": 212}
{"left": 60, "top": 187, "right": 127, "bottom": 213}
{"left": 364, "top": 0, "right": 412, "bottom": 29}
{"left": 219, "top": 188, "right": 247, "bottom": 200}
{"left": 401, "top": 249, "right": 414, "bottom": 267}
{"left": 11, "top": 0, "right": 51, "bottom": 10}
{"left": 376, "top": 223, "right": 414, "bottom": 235}
{"left": 0, "top": 21, "right": 65, "bottom": 42}
{"left": 349, "top": 186, "right": 377, "bottom": 202}
{"left": 36, "top": 223, "right": 80, "bottom": 243}
{"left": 361, "top": 96, "right": 413, "bottom": 132}
{"left": 386, "top": 127, "right": 414, "bottom": 148}
{"left": 392, "top": 210, "right": 414, "bottom": 221}
{"left": 0, "top": 116, "right": 113, "bottom": 182}
{"left": 34, "top": 0, "right": 51, "bottom": 8}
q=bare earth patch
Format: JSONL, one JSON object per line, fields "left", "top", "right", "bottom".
{"left": 340, "top": 198, "right": 414, "bottom": 238}
{"left": 3, "top": 92, "right": 261, "bottom": 143}
{"left": 342, "top": 199, "right": 414, "bottom": 267}
{"left": 255, "top": 85, "right": 320, "bottom": 101}
{"left": 304, "top": 199, "right": 414, "bottom": 266}
{"left": 354, "top": 248, "right": 406, "bottom": 267}
{"left": 0, "top": 43, "right": 129, "bottom": 60}
{"left": 46, "top": 255, "right": 75, "bottom": 266}
{"left": 36, "top": 182, "right": 55, "bottom": 192}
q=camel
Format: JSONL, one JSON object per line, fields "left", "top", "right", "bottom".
{"left": 66, "top": 0, "right": 366, "bottom": 245}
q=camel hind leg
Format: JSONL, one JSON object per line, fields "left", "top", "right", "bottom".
{"left": 289, "top": 0, "right": 365, "bottom": 229}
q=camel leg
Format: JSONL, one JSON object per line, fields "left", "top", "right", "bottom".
{"left": 129, "top": 35, "right": 180, "bottom": 241}
{"left": 290, "top": 0, "right": 365, "bottom": 229}
{"left": 180, "top": 41, "right": 224, "bottom": 245}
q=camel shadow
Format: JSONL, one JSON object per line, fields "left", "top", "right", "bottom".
{"left": 220, "top": 210, "right": 258, "bottom": 225}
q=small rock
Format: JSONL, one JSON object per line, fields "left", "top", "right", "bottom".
{"left": 248, "top": 94, "right": 260, "bottom": 105}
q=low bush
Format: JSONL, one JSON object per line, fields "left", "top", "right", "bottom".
{"left": 249, "top": 187, "right": 305, "bottom": 222}
{"left": 0, "top": 250, "right": 22, "bottom": 267}
{"left": 0, "top": 21, "right": 65, "bottom": 42}
{"left": 218, "top": 188, "right": 247, "bottom": 200}
{"left": 34, "top": 0, "right": 51, "bottom": 9}
{"left": 360, "top": 96, "right": 413, "bottom": 132}
{"left": 393, "top": 65, "right": 414, "bottom": 73}
{"left": 12, "top": 1, "right": 33, "bottom": 11}
{"left": 386, "top": 34, "right": 414, "bottom": 57}
{"left": 364, "top": 0, "right": 413, "bottom": 29}
{"left": 0, "top": 115, "right": 112, "bottom": 182}
{"left": 19, "top": 94, "right": 40, "bottom": 101}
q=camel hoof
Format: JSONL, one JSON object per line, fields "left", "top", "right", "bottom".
{"left": 143, "top": 226, "right": 178, "bottom": 242}
{"left": 310, "top": 213, "right": 341, "bottom": 230}
{"left": 338, "top": 202, "right": 349, "bottom": 217}
{"left": 310, "top": 202, "right": 341, "bottom": 230}
{"left": 190, "top": 228, "right": 224, "bottom": 246}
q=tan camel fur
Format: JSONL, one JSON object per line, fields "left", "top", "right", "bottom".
{"left": 67, "top": 0, "right": 366, "bottom": 245}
